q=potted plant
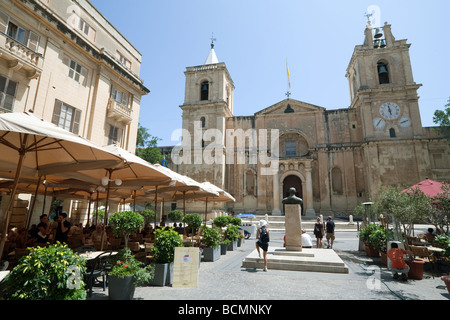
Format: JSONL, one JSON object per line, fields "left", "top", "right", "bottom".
{"left": 168, "top": 209, "right": 183, "bottom": 224}
{"left": 213, "top": 216, "right": 230, "bottom": 229}
{"left": 139, "top": 209, "right": 155, "bottom": 227}
{"left": 220, "top": 239, "right": 230, "bottom": 255}
{"left": 2, "top": 243, "right": 86, "bottom": 300}
{"left": 109, "top": 211, "right": 145, "bottom": 248}
{"left": 182, "top": 213, "right": 203, "bottom": 244}
{"left": 150, "top": 227, "right": 183, "bottom": 286}
{"left": 108, "top": 247, "right": 154, "bottom": 300}
{"left": 201, "top": 226, "right": 221, "bottom": 262}
{"left": 358, "top": 224, "right": 381, "bottom": 257}
{"left": 224, "top": 224, "right": 239, "bottom": 251}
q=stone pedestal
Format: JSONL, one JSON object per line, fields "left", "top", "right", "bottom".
{"left": 284, "top": 204, "right": 302, "bottom": 251}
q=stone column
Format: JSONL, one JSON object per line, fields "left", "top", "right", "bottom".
{"left": 271, "top": 171, "right": 281, "bottom": 215}
{"left": 305, "top": 164, "right": 316, "bottom": 216}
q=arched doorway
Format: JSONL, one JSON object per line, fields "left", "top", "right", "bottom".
{"left": 282, "top": 175, "right": 303, "bottom": 215}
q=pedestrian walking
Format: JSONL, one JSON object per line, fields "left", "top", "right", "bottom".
{"left": 256, "top": 220, "right": 269, "bottom": 272}
{"left": 325, "top": 216, "right": 335, "bottom": 249}
{"left": 313, "top": 217, "right": 324, "bottom": 248}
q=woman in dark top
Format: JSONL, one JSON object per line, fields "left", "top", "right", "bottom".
{"left": 313, "top": 217, "right": 324, "bottom": 248}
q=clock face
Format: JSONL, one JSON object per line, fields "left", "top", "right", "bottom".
{"left": 380, "top": 102, "right": 401, "bottom": 120}
{"left": 398, "top": 116, "right": 411, "bottom": 127}
{"left": 373, "top": 117, "right": 385, "bottom": 130}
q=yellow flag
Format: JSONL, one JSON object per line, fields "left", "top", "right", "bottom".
{"left": 286, "top": 59, "right": 290, "bottom": 79}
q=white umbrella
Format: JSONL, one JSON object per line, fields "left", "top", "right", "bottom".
{"left": 0, "top": 112, "right": 124, "bottom": 258}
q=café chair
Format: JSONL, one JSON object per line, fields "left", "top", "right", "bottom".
{"left": 84, "top": 250, "right": 113, "bottom": 297}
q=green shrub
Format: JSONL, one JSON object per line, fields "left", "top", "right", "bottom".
{"left": 109, "top": 211, "right": 145, "bottom": 247}
{"left": 140, "top": 209, "right": 155, "bottom": 226}
{"left": 224, "top": 224, "right": 240, "bottom": 242}
{"left": 182, "top": 213, "right": 203, "bottom": 235}
{"left": 213, "top": 216, "right": 229, "bottom": 228}
{"left": 153, "top": 227, "right": 183, "bottom": 264}
{"left": 229, "top": 217, "right": 242, "bottom": 226}
{"left": 168, "top": 210, "right": 183, "bottom": 222}
{"left": 2, "top": 243, "right": 86, "bottom": 300}
{"left": 201, "top": 227, "right": 221, "bottom": 248}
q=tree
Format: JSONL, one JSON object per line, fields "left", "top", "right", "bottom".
{"left": 433, "top": 97, "right": 450, "bottom": 135}
{"left": 135, "top": 123, "right": 163, "bottom": 164}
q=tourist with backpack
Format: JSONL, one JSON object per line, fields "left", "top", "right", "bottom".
{"left": 256, "top": 220, "right": 270, "bottom": 272}
{"left": 313, "top": 217, "right": 324, "bottom": 248}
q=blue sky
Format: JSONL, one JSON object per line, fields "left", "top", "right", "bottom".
{"left": 90, "top": 0, "right": 449, "bottom": 147}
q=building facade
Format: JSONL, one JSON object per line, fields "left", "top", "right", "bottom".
{"left": 171, "top": 22, "right": 450, "bottom": 218}
{"left": 0, "top": 0, "right": 148, "bottom": 226}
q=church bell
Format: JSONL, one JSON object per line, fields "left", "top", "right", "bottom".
{"left": 374, "top": 28, "right": 383, "bottom": 38}
{"left": 378, "top": 65, "right": 388, "bottom": 74}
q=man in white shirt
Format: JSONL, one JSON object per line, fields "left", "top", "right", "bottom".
{"left": 301, "top": 229, "right": 313, "bottom": 248}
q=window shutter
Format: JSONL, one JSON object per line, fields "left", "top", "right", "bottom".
{"left": 52, "top": 100, "right": 62, "bottom": 126}
{"left": 0, "top": 9, "right": 9, "bottom": 34}
{"left": 27, "top": 31, "right": 40, "bottom": 52}
{"left": 72, "top": 108, "right": 81, "bottom": 134}
{"left": 80, "top": 66, "right": 88, "bottom": 86}
{"left": 62, "top": 55, "right": 70, "bottom": 67}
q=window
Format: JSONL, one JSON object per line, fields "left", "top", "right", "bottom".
{"left": 69, "top": 59, "right": 83, "bottom": 82}
{"left": 200, "top": 81, "right": 209, "bottom": 101}
{"left": 377, "top": 62, "right": 389, "bottom": 84}
{"left": 111, "top": 85, "right": 129, "bottom": 106}
{"left": 200, "top": 117, "right": 206, "bottom": 128}
{"left": 78, "top": 18, "right": 90, "bottom": 36}
{"left": 3, "top": 15, "right": 40, "bottom": 52}
{"left": 108, "top": 125, "right": 119, "bottom": 145}
{"left": 285, "top": 141, "right": 296, "bottom": 157}
{"left": 52, "top": 100, "right": 81, "bottom": 134}
{"left": 7, "top": 21, "right": 26, "bottom": 44}
{"left": 389, "top": 128, "right": 396, "bottom": 138}
{"left": 0, "top": 75, "right": 18, "bottom": 112}
{"left": 118, "top": 52, "right": 131, "bottom": 69}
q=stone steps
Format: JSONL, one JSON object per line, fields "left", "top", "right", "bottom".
{"left": 242, "top": 247, "right": 349, "bottom": 274}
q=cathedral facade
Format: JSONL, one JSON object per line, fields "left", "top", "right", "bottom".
{"left": 169, "top": 22, "right": 450, "bottom": 218}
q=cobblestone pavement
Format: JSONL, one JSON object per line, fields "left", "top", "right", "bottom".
{"left": 88, "top": 230, "right": 450, "bottom": 302}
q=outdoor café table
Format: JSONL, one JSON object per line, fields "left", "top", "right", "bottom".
{"left": 427, "top": 246, "right": 445, "bottom": 254}
{"left": 0, "top": 270, "right": 10, "bottom": 282}
{"left": 79, "top": 251, "right": 116, "bottom": 260}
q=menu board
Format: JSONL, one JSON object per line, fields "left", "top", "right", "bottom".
{"left": 172, "top": 247, "right": 200, "bottom": 287}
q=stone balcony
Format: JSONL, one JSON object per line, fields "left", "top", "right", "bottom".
{"left": 0, "top": 32, "right": 43, "bottom": 79}
{"left": 107, "top": 98, "right": 132, "bottom": 125}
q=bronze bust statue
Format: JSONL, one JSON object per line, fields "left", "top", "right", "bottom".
{"left": 282, "top": 187, "right": 303, "bottom": 204}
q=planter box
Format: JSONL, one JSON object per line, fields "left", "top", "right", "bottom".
{"left": 227, "top": 240, "right": 237, "bottom": 251}
{"left": 220, "top": 243, "right": 228, "bottom": 255}
{"left": 149, "top": 262, "right": 174, "bottom": 286}
{"left": 203, "top": 246, "right": 220, "bottom": 262}
{"left": 365, "top": 245, "right": 379, "bottom": 257}
{"left": 108, "top": 275, "right": 135, "bottom": 300}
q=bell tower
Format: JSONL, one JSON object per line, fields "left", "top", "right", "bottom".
{"left": 177, "top": 39, "right": 235, "bottom": 189}
{"left": 346, "top": 21, "right": 424, "bottom": 140}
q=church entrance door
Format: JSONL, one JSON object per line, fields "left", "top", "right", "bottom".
{"left": 282, "top": 175, "right": 303, "bottom": 215}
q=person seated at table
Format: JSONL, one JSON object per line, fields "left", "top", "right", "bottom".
{"left": 387, "top": 242, "right": 410, "bottom": 281}
{"left": 68, "top": 224, "right": 85, "bottom": 249}
{"left": 90, "top": 224, "right": 106, "bottom": 243}
{"left": 35, "top": 214, "right": 51, "bottom": 244}
{"left": 423, "top": 228, "right": 435, "bottom": 243}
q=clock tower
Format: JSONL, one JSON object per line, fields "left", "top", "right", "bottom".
{"left": 346, "top": 21, "right": 424, "bottom": 140}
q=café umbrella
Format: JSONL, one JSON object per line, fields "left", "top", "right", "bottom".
{"left": 0, "top": 112, "right": 124, "bottom": 258}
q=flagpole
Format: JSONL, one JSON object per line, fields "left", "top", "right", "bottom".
{"left": 286, "top": 58, "right": 291, "bottom": 98}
